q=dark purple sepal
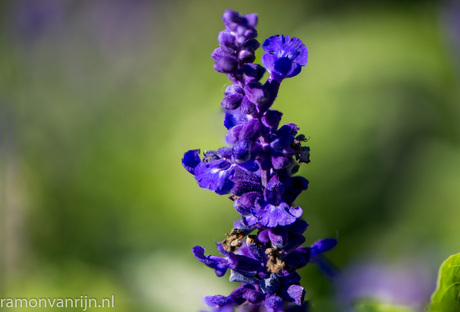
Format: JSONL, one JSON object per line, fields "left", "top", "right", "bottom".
{"left": 268, "top": 227, "right": 288, "bottom": 248}
{"left": 233, "top": 162, "right": 259, "bottom": 179}
{"left": 232, "top": 180, "right": 262, "bottom": 196}
{"left": 271, "top": 155, "right": 291, "bottom": 170}
{"left": 258, "top": 79, "right": 280, "bottom": 113}
{"left": 270, "top": 136, "right": 295, "bottom": 155}
{"left": 244, "top": 82, "right": 267, "bottom": 105}
{"left": 277, "top": 123, "right": 299, "bottom": 137}
{"left": 221, "top": 94, "right": 243, "bottom": 110}
{"left": 229, "top": 284, "right": 256, "bottom": 305}
{"left": 240, "top": 96, "right": 257, "bottom": 114}
{"left": 263, "top": 175, "right": 284, "bottom": 205}
{"left": 182, "top": 149, "right": 201, "bottom": 174}
{"left": 225, "top": 124, "right": 243, "bottom": 145}
{"left": 232, "top": 140, "right": 252, "bottom": 162}
{"left": 226, "top": 72, "right": 243, "bottom": 84}
{"left": 225, "top": 84, "right": 244, "bottom": 96}
{"left": 218, "top": 30, "right": 237, "bottom": 55}
{"left": 239, "top": 118, "right": 262, "bottom": 141}
{"left": 232, "top": 256, "right": 261, "bottom": 273}
{"left": 242, "top": 63, "right": 265, "bottom": 82}
{"left": 241, "top": 240, "right": 267, "bottom": 263}
{"left": 244, "top": 289, "right": 265, "bottom": 304}
{"left": 262, "top": 110, "right": 283, "bottom": 130}
{"left": 243, "top": 38, "right": 260, "bottom": 52}
{"left": 281, "top": 234, "right": 306, "bottom": 254}
{"left": 211, "top": 47, "right": 227, "bottom": 60}
{"left": 257, "top": 229, "right": 270, "bottom": 244}
{"left": 238, "top": 49, "right": 255, "bottom": 63}
{"left": 230, "top": 284, "right": 265, "bottom": 306}
{"left": 214, "top": 56, "right": 238, "bottom": 74}
{"left": 236, "top": 27, "right": 257, "bottom": 43}
{"left": 234, "top": 192, "right": 262, "bottom": 215}
{"left": 284, "top": 247, "right": 310, "bottom": 271}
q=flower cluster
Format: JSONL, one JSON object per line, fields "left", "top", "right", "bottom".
{"left": 182, "top": 10, "right": 336, "bottom": 312}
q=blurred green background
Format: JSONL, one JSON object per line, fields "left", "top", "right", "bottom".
{"left": 1, "top": 0, "right": 459, "bottom": 311}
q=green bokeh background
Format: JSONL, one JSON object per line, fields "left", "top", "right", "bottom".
{"left": 1, "top": 0, "right": 459, "bottom": 311}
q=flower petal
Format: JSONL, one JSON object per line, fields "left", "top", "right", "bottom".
{"left": 310, "top": 238, "right": 337, "bottom": 257}
{"left": 182, "top": 149, "right": 201, "bottom": 174}
{"left": 194, "top": 160, "right": 235, "bottom": 195}
{"left": 286, "top": 285, "right": 305, "bottom": 305}
{"left": 253, "top": 203, "right": 302, "bottom": 228}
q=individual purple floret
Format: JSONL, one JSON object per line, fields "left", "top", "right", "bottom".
{"left": 262, "top": 35, "right": 308, "bottom": 83}
{"left": 183, "top": 9, "right": 336, "bottom": 312}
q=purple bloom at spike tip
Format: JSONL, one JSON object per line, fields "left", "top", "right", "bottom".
{"left": 183, "top": 9, "right": 336, "bottom": 312}
{"left": 262, "top": 35, "right": 308, "bottom": 82}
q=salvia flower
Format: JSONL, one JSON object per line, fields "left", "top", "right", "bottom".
{"left": 262, "top": 35, "right": 308, "bottom": 83}
{"left": 183, "top": 9, "right": 336, "bottom": 312}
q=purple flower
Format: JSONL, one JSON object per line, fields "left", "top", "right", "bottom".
{"left": 262, "top": 35, "right": 308, "bottom": 82}
{"left": 192, "top": 242, "right": 260, "bottom": 277}
{"left": 194, "top": 159, "right": 236, "bottom": 195}
{"left": 252, "top": 202, "right": 303, "bottom": 228}
{"left": 182, "top": 149, "right": 259, "bottom": 195}
{"left": 184, "top": 9, "right": 336, "bottom": 312}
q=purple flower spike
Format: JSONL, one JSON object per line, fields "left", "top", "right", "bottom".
{"left": 184, "top": 9, "right": 336, "bottom": 312}
{"left": 262, "top": 35, "right": 308, "bottom": 82}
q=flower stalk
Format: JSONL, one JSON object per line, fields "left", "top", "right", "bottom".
{"left": 182, "top": 10, "right": 336, "bottom": 312}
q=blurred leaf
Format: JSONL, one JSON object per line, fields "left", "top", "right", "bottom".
{"left": 429, "top": 253, "right": 460, "bottom": 312}
{"left": 354, "top": 300, "right": 416, "bottom": 312}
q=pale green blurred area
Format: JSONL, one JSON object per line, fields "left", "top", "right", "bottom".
{"left": 0, "top": 0, "right": 459, "bottom": 311}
